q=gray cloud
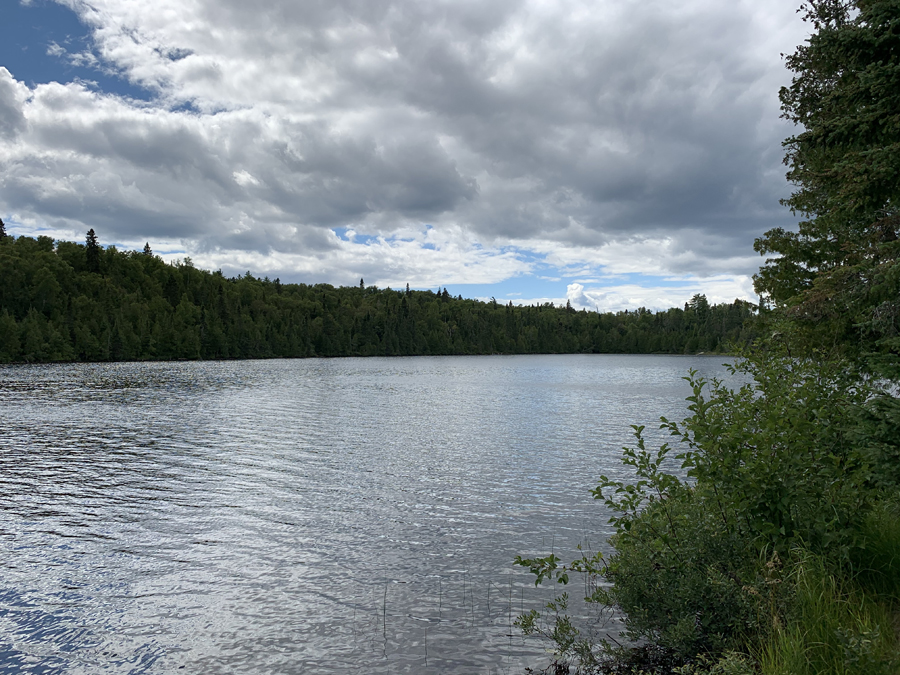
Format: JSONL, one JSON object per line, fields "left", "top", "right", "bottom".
{"left": 0, "top": 69, "right": 28, "bottom": 139}
{"left": 0, "top": 0, "right": 807, "bottom": 289}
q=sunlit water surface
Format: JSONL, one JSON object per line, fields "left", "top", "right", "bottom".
{"left": 0, "top": 354, "right": 739, "bottom": 674}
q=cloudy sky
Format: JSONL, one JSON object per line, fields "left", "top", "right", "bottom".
{"left": 0, "top": 0, "right": 809, "bottom": 310}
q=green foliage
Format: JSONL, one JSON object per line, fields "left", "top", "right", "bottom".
{"left": 601, "top": 492, "right": 760, "bottom": 657}
{"left": 0, "top": 234, "right": 758, "bottom": 363}
{"left": 754, "top": 0, "right": 900, "bottom": 369}
{"left": 515, "top": 593, "right": 602, "bottom": 670}
{"left": 758, "top": 552, "right": 900, "bottom": 675}
{"left": 85, "top": 228, "right": 101, "bottom": 275}
{"left": 848, "top": 391, "right": 900, "bottom": 490}
{"left": 673, "top": 652, "right": 755, "bottom": 675}
{"left": 611, "top": 350, "right": 879, "bottom": 641}
{"left": 587, "top": 351, "right": 877, "bottom": 656}
{"left": 848, "top": 497, "right": 900, "bottom": 599}
{"left": 665, "top": 354, "right": 874, "bottom": 560}
{"left": 0, "top": 309, "right": 20, "bottom": 362}
{"left": 515, "top": 347, "right": 900, "bottom": 669}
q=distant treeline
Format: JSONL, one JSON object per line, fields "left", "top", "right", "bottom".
{"left": 0, "top": 232, "right": 758, "bottom": 363}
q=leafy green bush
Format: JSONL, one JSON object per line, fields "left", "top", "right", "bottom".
{"left": 603, "top": 489, "right": 761, "bottom": 657}
{"left": 662, "top": 351, "right": 874, "bottom": 561}
{"left": 516, "top": 347, "right": 898, "bottom": 668}
{"left": 601, "top": 349, "right": 881, "bottom": 649}
{"left": 673, "top": 651, "right": 755, "bottom": 675}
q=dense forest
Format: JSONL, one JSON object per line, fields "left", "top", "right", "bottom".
{"left": 0, "top": 227, "right": 756, "bottom": 363}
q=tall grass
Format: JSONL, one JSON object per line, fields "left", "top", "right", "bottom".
{"left": 757, "top": 542, "right": 900, "bottom": 675}
{"left": 850, "top": 498, "right": 900, "bottom": 600}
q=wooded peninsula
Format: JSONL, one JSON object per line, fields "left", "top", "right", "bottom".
{"left": 0, "top": 227, "right": 756, "bottom": 363}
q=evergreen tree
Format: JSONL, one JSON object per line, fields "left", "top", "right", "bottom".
{"left": 754, "top": 0, "right": 900, "bottom": 367}
{"left": 85, "top": 229, "right": 101, "bottom": 274}
{"left": 0, "top": 231, "right": 757, "bottom": 363}
{"left": 0, "top": 310, "right": 19, "bottom": 361}
{"left": 0, "top": 217, "right": 7, "bottom": 241}
{"left": 143, "top": 242, "right": 152, "bottom": 256}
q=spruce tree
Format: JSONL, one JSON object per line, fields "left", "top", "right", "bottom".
{"left": 86, "top": 228, "right": 101, "bottom": 273}
{"left": 754, "top": 0, "right": 900, "bottom": 365}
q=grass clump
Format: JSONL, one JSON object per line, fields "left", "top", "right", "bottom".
{"left": 758, "top": 551, "right": 899, "bottom": 675}
{"left": 849, "top": 498, "right": 900, "bottom": 601}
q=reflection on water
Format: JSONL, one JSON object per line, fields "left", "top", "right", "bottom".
{"left": 0, "top": 355, "right": 737, "bottom": 674}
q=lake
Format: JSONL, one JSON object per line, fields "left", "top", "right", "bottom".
{"left": 0, "top": 354, "right": 738, "bottom": 674}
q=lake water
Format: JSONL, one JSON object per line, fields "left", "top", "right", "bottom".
{"left": 0, "top": 354, "right": 738, "bottom": 674}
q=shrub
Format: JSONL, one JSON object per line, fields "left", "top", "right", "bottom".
{"left": 516, "top": 347, "right": 898, "bottom": 668}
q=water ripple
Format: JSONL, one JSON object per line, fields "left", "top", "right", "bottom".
{"left": 0, "top": 354, "right": 738, "bottom": 674}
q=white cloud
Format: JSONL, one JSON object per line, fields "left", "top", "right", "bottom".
{"left": 46, "top": 42, "right": 66, "bottom": 57}
{"left": 565, "top": 276, "right": 757, "bottom": 313}
{"left": 232, "top": 170, "right": 260, "bottom": 188}
{"left": 503, "top": 276, "right": 756, "bottom": 313}
{"left": 189, "top": 226, "right": 531, "bottom": 288}
{"left": 0, "top": 0, "right": 810, "bottom": 301}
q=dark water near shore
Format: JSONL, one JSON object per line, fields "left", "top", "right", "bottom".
{"left": 0, "top": 354, "right": 738, "bottom": 674}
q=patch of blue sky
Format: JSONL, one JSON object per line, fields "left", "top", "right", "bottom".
{"left": 328, "top": 234, "right": 707, "bottom": 303}
{"left": 496, "top": 250, "right": 603, "bottom": 281}
{"left": 333, "top": 228, "right": 383, "bottom": 245}
{"left": 499, "top": 247, "right": 545, "bottom": 265}
{"left": 1, "top": 0, "right": 153, "bottom": 100}
{"left": 355, "top": 233, "right": 382, "bottom": 245}
{"left": 438, "top": 271, "right": 717, "bottom": 308}
{"left": 435, "top": 276, "right": 566, "bottom": 304}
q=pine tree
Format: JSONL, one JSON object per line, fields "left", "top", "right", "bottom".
{"left": 0, "top": 217, "right": 7, "bottom": 240}
{"left": 143, "top": 242, "right": 152, "bottom": 256}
